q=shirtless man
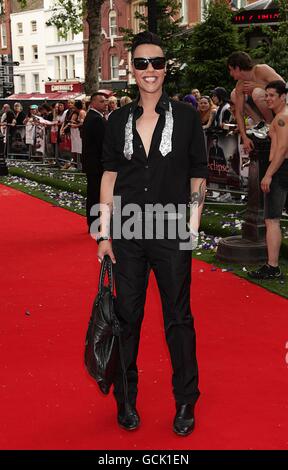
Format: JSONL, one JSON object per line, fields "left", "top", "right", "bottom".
{"left": 248, "top": 80, "right": 288, "bottom": 280}
{"left": 227, "top": 51, "right": 284, "bottom": 153}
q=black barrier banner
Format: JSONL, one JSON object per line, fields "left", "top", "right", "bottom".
{"left": 7, "top": 125, "right": 30, "bottom": 159}
{"left": 0, "top": 134, "right": 8, "bottom": 175}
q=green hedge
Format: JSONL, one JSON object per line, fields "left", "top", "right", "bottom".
{"left": 9, "top": 167, "right": 87, "bottom": 196}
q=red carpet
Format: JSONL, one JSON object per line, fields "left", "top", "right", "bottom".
{"left": 1, "top": 183, "right": 288, "bottom": 450}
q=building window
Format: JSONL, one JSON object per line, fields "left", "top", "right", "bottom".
{"left": 109, "top": 10, "right": 117, "bottom": 37}
{"left": 32, "top": 45, "right": 38, "bottom": 61}
{"left": 200, "top": 0, "right": 210, "bottom": 22}
{"left": 18, "top": 46, "right": 24, "bottom": 62}
{"left": 132, "top": 1, "right": 146, "bottom": 34}
{"left": 180, "top": 0, "right": 188, "bottom": 25}
{"left": 57, "top": 28, "right": 75, "bottom": 42}
{"left": 19, "top": 75, "right": 26, "bottom": 93}
{"left": 69, "top": 55, "right": 75, "bottom": 78}
{"left": 57, "top": 28, "right": 66, "bottom": 42}
{"left": 33, "top": 73, "right": 40, "bottom": 92}
{"left": 231, "top": 0, "right": 246, "bottom": 8}
{"left": 31, "top": 21, "right": 37, "bottom": 32}
{"left": 98, "top": 57, "right": 102, "bottom": 81}
{"left": 0, "top": 23, "right": 7, "bottom": 48}
{"left": 62, "top": 55, "right": 68, "bottom": 79}
{"left": 110, "top": 55, "right": 119, "bottom": 80}
{"left": 55, "top": 56, "right": 60, "bottom": 79}
{"left": 17, "top": 23, "right": 23, "bottom": 34}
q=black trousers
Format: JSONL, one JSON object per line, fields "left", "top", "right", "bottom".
{"left": 86, "top": 172, "right": 102, "bottom": 228}
{"left": 112, "top": 236, "right": 200, "bottom": 406}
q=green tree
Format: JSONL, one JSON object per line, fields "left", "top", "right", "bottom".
{"left": 120, "top": 0, "right": 193, "bottom": 96}
{"left": 263, "top": 0, "right": 288, "bottom": 79}
{"left": 184, "top": 0, "right": 243, "bottom": 95}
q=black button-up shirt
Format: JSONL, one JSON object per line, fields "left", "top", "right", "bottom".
{"left": 102, "top": 92, "right": 208, "bottom": 208}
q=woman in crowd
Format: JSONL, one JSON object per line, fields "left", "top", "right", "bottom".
{"left": 120, "top": 95, "right": 132, "bottom": 107}
{"left": 24, "top": 104, "right": 39, "bottom": 148}
{"left": 2, "top": 109, "right": 16, "bottom": 146}
{"left": 13, "top": 102, "right": 26, "bottom": 125}
{"left": 198, "top": 95, "right": 217, "bottom": 129}
{"left": 68, "top": 100, "right": 86, "bottom": 170}
{"left": 60, "top": 99, "right": 75, "bottom": 169}
{"left": 183, "top": 94, "right": 198, "bottom": 109}
{"left": 211, "top": 87, "right": 232, "bottom": 128}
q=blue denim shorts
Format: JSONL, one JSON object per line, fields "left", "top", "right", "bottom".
{"left": 264, "top": 159, "right": 288, "bottom": 219}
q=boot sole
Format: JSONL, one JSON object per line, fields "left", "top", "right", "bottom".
{"left": 118, "top": 421, "right": 140, "bottom": 431}
{"left": 173, "top": 425, "right": 194, "bottom": 437}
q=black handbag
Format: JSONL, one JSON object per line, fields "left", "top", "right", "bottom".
{"left": 84, "top": 255, "right": 128, "bottom": 399}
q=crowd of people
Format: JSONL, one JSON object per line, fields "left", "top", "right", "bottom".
{"left": 172, "top": 86, "right": 238, "bottom": 129}
{"left": 0, "top": 94, "right": 133, "bottom": 169}
{"left": 0, "top": 82, "right": 251, "bottom": 172}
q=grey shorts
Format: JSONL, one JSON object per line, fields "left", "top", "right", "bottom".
{"left": 264, "top": 160, "right": 288, "bottom": 219}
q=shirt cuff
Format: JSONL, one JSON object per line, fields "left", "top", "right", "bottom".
{"left": 190, "top": 169, "right": 208, "bottom": 179}
{"left": 102, "top": 163, "right": 118, "bottom": 172}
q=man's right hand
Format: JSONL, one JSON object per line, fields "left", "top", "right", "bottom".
{"left": 242, "top": 137, "right": 254, "bottom": 154}
{"left": 97, "top": 240, "right": 116, "bottom": 264}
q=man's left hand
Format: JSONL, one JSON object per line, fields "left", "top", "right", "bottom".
{"left": 261, "top": 174, "right": 272, "bottom": 193}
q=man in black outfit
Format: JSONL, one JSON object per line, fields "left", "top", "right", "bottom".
{"left": 96, "top": 32, "right": 207, "bottom": 436}
{"left": 82, "top": 92, "right": 107, "bottom": 229}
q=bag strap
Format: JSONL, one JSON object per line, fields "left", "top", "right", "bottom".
{"left": 99, "top": 257, "right": 130, "bottom": 411}
{"left": 98, "top": 255, "right": 114, "bottom": 295}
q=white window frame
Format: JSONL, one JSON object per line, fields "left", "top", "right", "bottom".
{"left": 232, "top": 0, "right": 246, "bottom": 8}
{"left": 200, "top": 0, "right": 210, "bottom": 22}
{"left": 69, "top": 55, "right": 75, "bottom": 79}
{"left": 17, "top": 22, "right": 23, "bottom": 34}
{"left": 57, "top": 28, "right": 75, "bottom": 43}
{"left": 55, "top": 56, "right": 60, "bottom": 79}
{"left": 109, "top": 10, "right": 117, "bottom": 37}
{"left": 62, "top": 55, "right": 68, "bottom": 79}
{"left": 110, "top": 55, "right": 119, "bottom": 80}
{"left": 132, "top": 1, "right": 146, "bottom": 34}
{"left": 98, "top": 57, "right": 102, "bottom": 81}
{"left": 19, "top": 75, "right": 26, "bottom": 93}
{"left": 18, "top": 46, "right": 24, "bottom": 62}
{"left": 32, "top": 45, "right": 38, "bottom": 62}
{"left": 31, "top": 21, "right": 37, "bottom": 33}
{"left": 180, "top": 0, "right": 188, "bottom": 25}
{"left": 33, "top": 73, "right": 40, "bottom": 92}
{"left": 0, "top": 23, "right": 7, "bottom": 48}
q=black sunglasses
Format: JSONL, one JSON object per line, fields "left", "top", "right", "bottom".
{"left": 133, "top": 57, "right": 166, "bottom": 70}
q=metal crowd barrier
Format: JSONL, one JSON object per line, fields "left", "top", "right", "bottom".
{"left": 4, "top": 124, "right": 82, "bottom": 170}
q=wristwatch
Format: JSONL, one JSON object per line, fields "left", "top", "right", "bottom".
{"left": 96, "top": 235, "right": 110, "bottom": 245}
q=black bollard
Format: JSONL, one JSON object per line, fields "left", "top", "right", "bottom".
{"left": 216, "top": 133, "right": 270, "bottom": 264}
{"left": 0, "top": 134, "right": 8, "bottom": 176}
